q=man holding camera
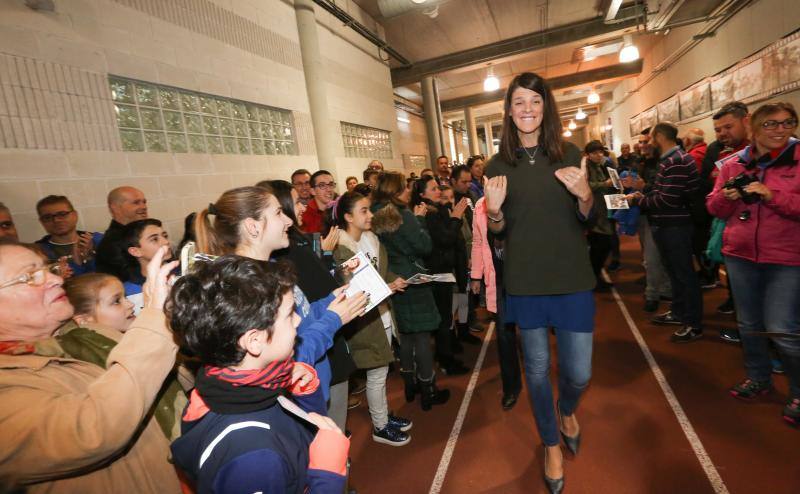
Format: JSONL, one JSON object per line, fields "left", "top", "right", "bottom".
{"left": 627, "top": 122, "right": 704, "bottom": 343}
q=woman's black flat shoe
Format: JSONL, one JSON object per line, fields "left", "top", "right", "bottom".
{"left": 543, "top": 447, "right": 564, "bottom": 494}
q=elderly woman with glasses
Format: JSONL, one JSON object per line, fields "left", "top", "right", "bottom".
{"left": 707, "top": 101, "right": 800, "bottom": 427}
{"left": 0, "top": 241, "right": 184, "bottom": 492}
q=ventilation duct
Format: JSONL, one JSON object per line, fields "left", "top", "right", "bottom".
{"left": 378, "top": 0, "right": 446, "bottom": 19}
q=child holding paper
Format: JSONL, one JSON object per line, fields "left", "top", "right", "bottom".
{"left": 332, "top": 191, "right": 412, "bottom": 446}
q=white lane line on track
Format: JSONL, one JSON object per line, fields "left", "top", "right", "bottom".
{"left": 608, "top": 275, "right": 730, "bottom": 494}
{"left": 428, "top": 321, "right": 495, "bottom": 494}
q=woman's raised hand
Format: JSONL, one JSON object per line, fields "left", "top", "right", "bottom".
{"left": 484, "top": 176, "right": 507, "bottom": 216}
{"left": 413, "top": 203, "right": 428, "bottom": 217}
{"left": 554, "top": 157, "right": 592, "bottom": 202}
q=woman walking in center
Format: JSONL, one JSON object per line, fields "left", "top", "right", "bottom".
{"left": 484, "top": 72, "right": 596, "bottom": 494}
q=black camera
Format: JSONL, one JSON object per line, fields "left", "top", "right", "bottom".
{"left": 724, "top": 172, "right": 760, "bottom": 204}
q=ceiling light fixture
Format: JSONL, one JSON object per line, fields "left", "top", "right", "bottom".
{"left": 568, "top": 120, "right": 577, "bottom": 130}
{"left": 587, "top": 89, "right": 600, "bottom": 104}
{"left": 397, "top": 116, "right": 410, "bottom": 124}
{"left": 575, "top": 108, "right": 587, "bottom": 120}
{"left": 483, "top": 67, "right": 500, "bottom": 92}
{"left": 619, "top": 34, "right": 640, "bottom": 63}
{"left": 563, "top": 129, "right": 573, "bottom": 137}
{"left": 411, "top": 0, "right": 427, "bottom": 4}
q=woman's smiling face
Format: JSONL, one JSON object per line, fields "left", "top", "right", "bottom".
{"left": 510, "top": 87, "right": 544, "bottom": 136}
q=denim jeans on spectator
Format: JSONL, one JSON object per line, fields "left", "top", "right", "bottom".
{"left": 520, "top": 328, "right": 593, "bottom": 446}
{"left": 726, "top": 256, "right": 800, "bottom": 398}
{"left": 652, "top": 224, "right": 703, "bottom": 327}
{"left": 638, "top": 216, "right": 672, "bottom": 301}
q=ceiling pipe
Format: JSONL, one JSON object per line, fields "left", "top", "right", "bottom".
{"left": 378, "top": 0, "right": 447, "bottom": 19}
{"left": 311, "top": 0, "right": 411, "bottom": 67}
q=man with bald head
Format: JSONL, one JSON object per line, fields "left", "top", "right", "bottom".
{"left": 367, "top": 160, "right": 384, "bottom": 171}
{"left": 95, "top": 186, "right": 149, "bottom": 276}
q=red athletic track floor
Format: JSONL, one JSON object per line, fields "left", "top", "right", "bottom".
{"left": 346, "top": 236, "right": 798, "bottom": 493}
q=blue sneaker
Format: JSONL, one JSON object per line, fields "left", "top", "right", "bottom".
{"left": 372, "top": 426, "right": 410, "bottom": 446}
{"left": 772, "top": 358, "right": 785, "bottom": 375}
{"left": 387, "top": 414, "right": 412, "bottom": 432}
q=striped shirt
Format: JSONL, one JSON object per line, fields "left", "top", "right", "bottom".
{"left": 639, "top": 146, "right": 700, "bottom": 226}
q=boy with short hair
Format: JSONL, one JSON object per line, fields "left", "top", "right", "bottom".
{"left": 168, "top": 257, "right": 349, "bottom": 494}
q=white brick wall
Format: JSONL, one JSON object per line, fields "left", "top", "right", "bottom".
{"left": 0, "top": 0, "right": 415, "bottom": 242}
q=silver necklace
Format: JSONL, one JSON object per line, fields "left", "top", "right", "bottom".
{"left": 522, "top": 146, "right": 537, "bottom": 165}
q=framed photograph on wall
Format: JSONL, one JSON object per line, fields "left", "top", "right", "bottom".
{"left": 777, "top": 37, "right": 800, "bottom": 87}
{"left": 733, "top": 58, "right": 764, "bottom": 101}
{"left": 657, "top": 95, "right": 680, "bottom": 123}
{"left": 679, "top": 81, "right": 711, "bottom": 120}
{"left": 640, "top": 107, "right": 657, "bottom": 131}
{"left": 629, "top": 114, "right": 641, "bottom": 137}
{"left": 711, "top": 72, "right": 735, "bottom": 110}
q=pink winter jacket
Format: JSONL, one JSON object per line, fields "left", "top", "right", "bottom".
{"left": 470, "top": 198, "right": 497, "bottom": 313}
{"left": 706, "top": 138, "right": 800, "bottom": 266}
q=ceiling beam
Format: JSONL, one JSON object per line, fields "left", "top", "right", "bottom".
{"left": 390, "top": 4, "right": 645, "bottom": 87}
{"left": 440, "top": 59, "right": 643, "bottom": 112}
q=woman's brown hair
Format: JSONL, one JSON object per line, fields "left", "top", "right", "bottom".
{"left": 64, "top": 273, "right": 118, "bottom": 317}
{"left": 749, "top": 102, "right": 798, "bottom": 136}
{"left": 372, "top": 171, "right": 408, "bottom": 207}
{"left": 195, "top": 186, "right": 273, "bottom": 255}
{"left": 499, "top": 72, "right": 564, "bottom": 165}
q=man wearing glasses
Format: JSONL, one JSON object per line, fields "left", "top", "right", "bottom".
{"left": 291, "top": 169, "right": 313, "bottom": 206}
{"left": 301, "top": 170, "right": 337, "bottom": 234}
{"left": 0, "top": 203, "right": 18, "bottom": 241}
{"left": 35, "top": 195, "right": 103, "bottom": 276}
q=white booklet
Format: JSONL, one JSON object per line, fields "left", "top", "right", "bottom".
{"left": 607, "top": 167, "right": 623, "bottom": 190}
{"left": 405, "top": 272, "right": 457, "bottom": 284}
{"left": 338, "top": 251, "right": 392, "bottom": 314}
{"left": 604, "top": 194, "right": 630, "bottom": 210}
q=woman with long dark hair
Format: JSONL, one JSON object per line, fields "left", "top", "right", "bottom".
{"left": 371, "top": 172, "right": 450, "bottom": 410}
{"left": 410, "top": 176, "right": 470, "bottom": 375}
{"left": 483, "top": 73, "right": 595, "bottom": 493}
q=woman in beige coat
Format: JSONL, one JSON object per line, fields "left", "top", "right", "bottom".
{"left": 0, "top": 241, "right": 182, "bottom": 493}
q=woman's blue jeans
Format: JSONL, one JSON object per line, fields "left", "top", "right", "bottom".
{"left": 520, "top": 327, "right": 593, "bottom": 446}
{"left": 725, "top": 256, "right": 800, "bottom": 398}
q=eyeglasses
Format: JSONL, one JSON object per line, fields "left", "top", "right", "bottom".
{"left": 0, "top": 263, "right": 63, "bottom": 290}
{"left": 315, "top": 182, "right": 336, "bottom": 190}
{"left": 293, "top": 180, "right": 311, "bottom": 188}
{"left": 39, "top": 210, "right": 74, "bottom": 223}
{"left": 761, "top": 118, "right": 798, "bottom": 130}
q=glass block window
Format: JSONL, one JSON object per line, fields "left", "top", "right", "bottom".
{"left": 109, "top": 77, "right": 297, "bottom": 155}
{"left": 341, "top": 122, "right": 392, "bottom": 159}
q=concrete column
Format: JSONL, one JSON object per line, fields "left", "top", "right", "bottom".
{"left": 295, "top": 0, "right": 338, "bottom": 170}
{"left": 421, "top": 76, "right": 443, "bottom": 165}
{"left": 447, "top": 125, "right": 457, "bottom": 163}
{"left": 433, "top": 79, "right": 447, "bottom": 157}
{"left": 484, "top": 122, "right": 495, "bottom": 156}
{"left": 465, "top": 107, "right": 480, "bottom": 156}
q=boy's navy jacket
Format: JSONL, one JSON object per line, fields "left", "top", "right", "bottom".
{"left": 171, "top": 368, "right": 347, "bottom": 494}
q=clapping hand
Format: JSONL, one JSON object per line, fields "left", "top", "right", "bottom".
{"left": 72, "top": 232, "right": 95, "bottom": 265}
{"left": 321, "top": 226, "right": 340, "bottom": 252}
{"left": 413, "top": 203, "right": 428, "bottom": 217}
{"left": 484, "top": 176, "right": 507, "bottom": 216}
{"left": 554, "top": 157, "right": 592, "bottom": 202}
{"left": 450, "top": 198, "right": 469, "bottom": 219}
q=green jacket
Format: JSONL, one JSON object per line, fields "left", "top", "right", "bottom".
{"left": 370, "top": 202, "right": 440, "bottom": 333}
{"left": 333, "top": 231, "right": 397, "bottom": 369}
{"left": 587, "top": 158, "right": 615, "bottom": 235}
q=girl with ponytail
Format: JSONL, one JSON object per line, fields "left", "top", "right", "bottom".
{"left": 195, "top": 186, "right": 368, "bottom": 405}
